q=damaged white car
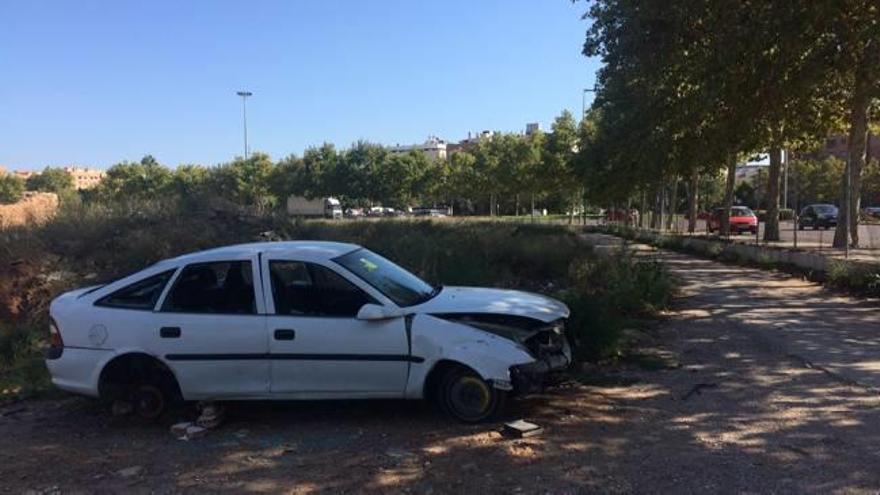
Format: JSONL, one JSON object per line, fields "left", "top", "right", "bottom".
{"left": 44, "top": 241, "right": 571, "bottom": 422}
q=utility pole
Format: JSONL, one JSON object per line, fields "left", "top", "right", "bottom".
{"left": 236, "top": 91, "right": 253, "bottom": 159}
{"left": 782, "top": 149, "right": 788, "bottom": 210}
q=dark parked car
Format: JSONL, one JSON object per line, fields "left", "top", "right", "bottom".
{"left": 863, "top": 206, "right": 880, "bottom": 219}
{"left": 798, "top": 204, "right": 838, "bottom": 230}
{"left": 708, "top": 206, "right": 758, "bottom": 235}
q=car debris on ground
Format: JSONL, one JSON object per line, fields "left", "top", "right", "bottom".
{"left": 501, "top": 419, "right": 543, "bottom": 439}
{"left": 170, "top": 402, "right": 226, "bottom": 440}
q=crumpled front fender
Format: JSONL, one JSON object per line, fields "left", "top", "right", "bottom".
{"left": 404, "top": 314, "right": 535, "bottom": 398}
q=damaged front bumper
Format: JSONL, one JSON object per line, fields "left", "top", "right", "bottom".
{"left": 509, "top": 354, "right": 570, "bottom": 395}
{"left": 509, "top": 342, "right": 571, "bottom": 395}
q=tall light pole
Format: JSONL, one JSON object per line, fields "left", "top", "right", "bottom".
{"left": 236, "top": 91, "right": 253, "bottom": 159}
{"left": 582, "top": 88, "right": 596, "bottom": 119}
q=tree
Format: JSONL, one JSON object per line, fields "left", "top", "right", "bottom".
{"left": 790, "top": 157, "right": 844, "bottom": 207}
{"left": 26, "top": 167, "right": 75, "bottom": 194}
{"left": 542, "top": 111, "right": 579, "bottom": 219}
{"left": 0, "top": 174, "right": 25, "bottom": 204}
{"left": 97, "top": 155, "right": 173, "bottom": 202}
{"left": 171, "top": 164, "right": 210, "bottom": 198}
{"left": 210, "top": 153, "right": 276, "bottom": 209}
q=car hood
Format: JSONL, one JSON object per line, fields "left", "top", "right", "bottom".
{"left": 413, "top": 286, "right": 569, "bottom": 323}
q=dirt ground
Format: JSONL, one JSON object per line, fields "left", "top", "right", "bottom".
{"left": 3, "top": 247, "right": 880, "bottom": 494}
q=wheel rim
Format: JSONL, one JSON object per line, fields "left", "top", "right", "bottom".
{"left": 449, "top": 376, "right": 491, "bottom": 421}
{"left": 133, "top": 385, "right": 165, "bottom": 419}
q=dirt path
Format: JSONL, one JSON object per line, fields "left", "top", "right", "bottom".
{"left": 3, "top": 244, "right": 880, "bottom": 494}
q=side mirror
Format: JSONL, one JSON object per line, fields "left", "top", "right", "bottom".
{"left": 356, "top": 303, "right": 403, "bottom": 321}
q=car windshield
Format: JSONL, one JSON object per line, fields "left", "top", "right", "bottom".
{"left": 814, "top": 205, "right": 837, "bottom": 213}
{"left": 334, "top": 248, "right": 438, "bottom": 307}
{"left": 730, "top": 207, "right": 754, "bottom": 217}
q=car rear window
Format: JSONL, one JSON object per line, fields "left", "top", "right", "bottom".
{"left": 731, "top": 207, "right": 754, "bottom": 217}
{"left": 95, "top": 270, "right": 176, "bottom": 310}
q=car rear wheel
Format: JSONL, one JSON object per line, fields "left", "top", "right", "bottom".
{"left": 132, "top": 383, "right": 166, "bottom": 420}
{"left": 437, "top": 366, "right": 505, "bottom": 423}
{"left": 100, "top": 354, "right": 182, "bottom": 421}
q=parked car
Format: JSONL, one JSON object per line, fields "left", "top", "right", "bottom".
{"left": 798, "top": 204, "right": 838, "bottom": 230}
{"left": 604, "top": 207, "right": 636, "bottom": 223}
{"left": 707, "top": 206, "right": 758, "bottom": 234}
{"left": 44, "top": 242, "right": 571, "bottom": 423}
{"left": 862, "top": 206, "right": 880, "bottom": 219}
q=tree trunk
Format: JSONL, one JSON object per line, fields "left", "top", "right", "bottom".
{"left": 639, "top": 190, "right": 647, "bottom": 228}
{"left": 650, "top": 186, "right": 660, "bottom": 229}
{"left": 763, "top": 147, "right": 782, "bottom": 241}
{"left": 530, "top": 194, "right": 535, "bottom": 221}
{"left": 721, "top": 156, "right": 737, "bottom": 236}
{"left": 687, "top": 171, "right": 699, "bottom": 233}
{"left": 666, "top": 176, "right": 679, "bottom": 231}
{"left": 515, "top": 194, "right": 520, "bottom": 217}
{"left": 834, "top": 72, "right": 871, "bottom": 248}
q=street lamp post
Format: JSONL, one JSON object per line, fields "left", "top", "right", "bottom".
{"left": 236, "top": 91, "right": 253, "bottom": 159}
{"left": 582, "top": 88, "right": 596, "bottom": 119}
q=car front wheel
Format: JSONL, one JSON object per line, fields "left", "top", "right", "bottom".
{"left": 438, "top": 367, "right": 506, "bottom": 423}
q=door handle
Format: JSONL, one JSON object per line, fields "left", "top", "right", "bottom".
{"left": 274, "top": 329, "right": 296, "bottom": 341}
{"left": 160, "top": 326, "right": 181, "bottom": 338}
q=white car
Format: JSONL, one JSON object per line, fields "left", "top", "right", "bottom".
{"left": 44, "top": 242, "right": 571, "bottom": 422}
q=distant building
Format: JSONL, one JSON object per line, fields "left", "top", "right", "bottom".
{"left": 811, "top": 133, "right": 880, "bottom": 162}
{"left": 63, "top": 166, "right": 105, "bottom": 189}
{"left": 12, "top": 170, "right": 35, "bottom": 181}
{"left": 525, "top": 123, "right": 541, "bottom": 135}
{"left": 735, "top": 154, "right": 770, "bottom": 184}
{"left": 389, "top": 136, "right": 448, "bottom": 161}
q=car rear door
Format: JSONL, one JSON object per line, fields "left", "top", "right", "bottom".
{"left": 149, "top": 255, "right": 269, "bottom": 399}
{"left": 261, "top": 257, "right": 410, "bottom": 397}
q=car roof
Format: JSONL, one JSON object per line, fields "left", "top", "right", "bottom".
{"left": 160, "top": 241, "right": 361, "bottom": 266}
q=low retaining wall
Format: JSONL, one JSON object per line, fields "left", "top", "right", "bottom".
{"left": 592, "top": 227, "right": 878, "bottom": 276}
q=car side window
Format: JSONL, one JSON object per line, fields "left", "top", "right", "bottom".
{"left": 270, "top": 261, "right": 376, "bottom": 317}
{"left": 162, "top": 261, "right": 256, "bottom": 314}
{"left": 95, "top": 269, "right": 176, "bottom": 310}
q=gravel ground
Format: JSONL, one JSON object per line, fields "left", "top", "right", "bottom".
{"left": 2, "top": 247, "right": 880, "bottom": 494}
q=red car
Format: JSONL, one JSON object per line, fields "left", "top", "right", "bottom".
{"left": 707, "top": 206, "right": 757, "bottom": 235}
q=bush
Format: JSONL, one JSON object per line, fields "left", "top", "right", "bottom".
{"left": 0, "top": 174, "right": 25, "bottom": 204}
{"left": 562, "top": 251, "right": 675, "bottom": 361}
{"left": 826, "top": 259, "right": 880, "bottom": 296}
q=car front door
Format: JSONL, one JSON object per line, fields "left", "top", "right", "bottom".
{"left": 149, "top": 256, "right": 269, "bottom": 399}
{"left": 804, "top": 207, "right": 816, "bottom": 226}
{"left": 262, "top": 257, "right": 410, "bottom": 397}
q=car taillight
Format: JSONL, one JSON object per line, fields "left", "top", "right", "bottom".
{"left": 49, "top": 319, "right": 64, "bottom": 348}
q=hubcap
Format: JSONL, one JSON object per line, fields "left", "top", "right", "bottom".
{"left": 133, "top": 385, "right": 165, "bottom": 419}
{"left": 450, "top": 376, "right": 491, "bottom": 419}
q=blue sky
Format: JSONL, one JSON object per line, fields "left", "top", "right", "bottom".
{"left": 1, "top": 1, "right": 598, "bottom": 170}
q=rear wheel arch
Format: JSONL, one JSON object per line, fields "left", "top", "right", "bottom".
{"left": 98, "top": 353, "right": 182, "bottom": 414}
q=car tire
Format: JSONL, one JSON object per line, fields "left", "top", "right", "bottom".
{"left": 101, "top": 356, "right": 182, "bottom": 421}
{"left": 437, "top": 366, "right": 506, "bottom": 423}
{"left": 131, "top": 382, "right": 168, "bottom": 420}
